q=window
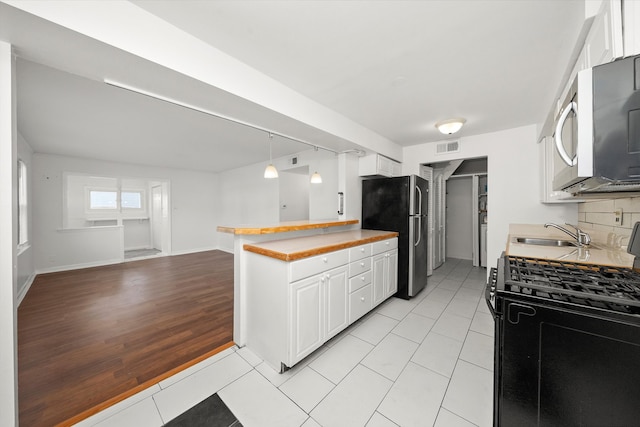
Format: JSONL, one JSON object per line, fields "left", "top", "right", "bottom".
{"left": 18, "top": 159, "right": 28, "bottom": 246}
{"left": 89, "top": 190, "right": 118, "bottom": 210}
{"left": 121, "top": 191, "right": 142, "bottom": 209}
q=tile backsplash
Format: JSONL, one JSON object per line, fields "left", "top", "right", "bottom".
{"left": 578, "top": 197, "right": 640, "bottom": 247}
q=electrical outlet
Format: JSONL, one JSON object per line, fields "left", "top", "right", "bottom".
{"left": 614, "top": 208, "right": 623, "bottom": 226}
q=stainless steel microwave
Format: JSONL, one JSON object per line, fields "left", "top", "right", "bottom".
{"left": 552, "top": 54, "right": 640, "bottom": 194}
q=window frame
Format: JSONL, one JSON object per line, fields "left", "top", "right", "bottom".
{"left": 17, "top": 159, "right": 28, "bottom": 248}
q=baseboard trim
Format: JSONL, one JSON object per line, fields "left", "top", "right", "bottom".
{"left": 170, "top": 246, "right": 219, "bottom": 256}
{"left": 36, "top": 258, "right": 124, "bottom": 275}
{"left": 17, "top": 273, "right": 36, "bottom": 306}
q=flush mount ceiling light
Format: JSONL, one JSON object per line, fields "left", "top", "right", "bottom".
{"left": 435, "top": 118, "right": 466, "bottom": 135}
{"left": 264, "top": 133, "right": 278, "bottom": 179}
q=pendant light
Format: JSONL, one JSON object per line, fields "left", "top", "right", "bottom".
{"left": 310, "top": 171, "right": 322, "bottom": 184}
{"left": 309, "top": 147, "right": 322, "bottom": 183}
{"left": 264, "top": 133, "right": 278, "bottom": 179}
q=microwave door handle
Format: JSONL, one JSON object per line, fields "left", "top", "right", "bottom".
{"left": 554, "top": 101, "right": 578, "bottom": 167}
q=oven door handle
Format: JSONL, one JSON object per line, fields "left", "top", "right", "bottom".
{"left": 485, "top": 267, "right": 498, "bottom": 318}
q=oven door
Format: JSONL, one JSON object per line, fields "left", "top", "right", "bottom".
{"left": 552, "top": 68, "right": 594, "bottom": 192}
{"left": 499, "top": 296, "right": 640, "bottom": 427}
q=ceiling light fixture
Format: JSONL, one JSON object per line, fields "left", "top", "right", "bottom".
{"left": 435, "top": 118, "right": 466, "bottom": 135}
{"left": 264, "top": 133, "right": 278, "bottom": 179}
{"left": 310, "top": 171, "right": 323, "bottom": 184}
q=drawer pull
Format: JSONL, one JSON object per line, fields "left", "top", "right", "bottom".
{"left": 361, "top": 276, "right": 365, "bottom": 281}
{"left": 360, "top": 262, "right": 365, "bottom": 267}
{"left": 360, "top": 248, "right": 365, "bottom": 252}
{"left": 323, "top": 257, "right": 328, "bottom": 263}
{"left": 361, "top": 297, "right": 365, "bottom": 302}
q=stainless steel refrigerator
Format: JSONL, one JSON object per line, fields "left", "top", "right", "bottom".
{"left": 362, "top": 175, "right": 428, "bottom": 299}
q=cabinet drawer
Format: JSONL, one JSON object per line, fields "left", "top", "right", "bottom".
{"left": 349, "top": 270, "right": 372, "bottom": 293}
{"left": 349, "top": 284, "right": 373, "bottom": 324}
{"left": 349, "top": 244, "right": 371, "bottom": 261}
{"left": 372, "top": 238, "right": 398, "bottom": 255}
{"left": 349, "top": 257, "right": 372, "bottom": 278}
{"left": 290, "top": 249, "right": 349, "bottom": 282}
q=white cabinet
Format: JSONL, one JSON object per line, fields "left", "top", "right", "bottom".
{"left": 290, "top": 265, "right": 348, "bottom": 364}
{"left": 324, "top": 267, "right": 349, "bottom": 339}
{"left": 359, "top": 153, "right": 401, "bottom": 177}
{"left": 555, "top": 0, "right": 623, "bottom": 119}
{"left": 245, "top": 236, "right": 397, "bottom": 371}
{"left": 371, "top": 241, "right": 398, "bottom": 306}
{"left": 290, "top": 274, "right": 323, "bottom": 363}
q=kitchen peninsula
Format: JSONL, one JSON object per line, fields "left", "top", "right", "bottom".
{"left": 218, "top": 220, "right": 398, "bottom": 371}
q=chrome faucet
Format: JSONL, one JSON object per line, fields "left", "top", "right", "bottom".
{"left": 544, "top": 223, "right": 591, "bottom": 247}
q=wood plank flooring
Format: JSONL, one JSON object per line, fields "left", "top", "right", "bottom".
{"left": 18, "top": 250, "right": 235, "bottom": 427}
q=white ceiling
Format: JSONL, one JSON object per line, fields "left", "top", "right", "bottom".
{"left": 3, "top": 0, "right": 587, "bottom": 173}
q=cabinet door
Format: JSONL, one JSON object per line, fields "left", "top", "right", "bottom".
{"left": 585, "top": 0, "right": 623, "bottom": 68}
{"left": 290, "top": 275, "right": 323, "bottom": 364}
{"left": 325, "top": 266, "right": 349, "bottom": 340}
{"left": 385, "top": 250, "right": 398, "bottom": 298}
{"left": 372, "top": 253, "right": 386, "bottom": 306}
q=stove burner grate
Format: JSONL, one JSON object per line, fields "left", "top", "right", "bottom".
{"left": 504, "top": 256, "right": 640, "bottom": 313}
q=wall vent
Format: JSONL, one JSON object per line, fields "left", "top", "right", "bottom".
{"left": 436, "top": 140, "right": 460, "bottom": 155}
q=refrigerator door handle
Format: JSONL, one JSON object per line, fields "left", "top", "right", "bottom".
{"left": 415, "top": 185, "right": 423, "bottom": 216}
{"left": 415, "top": 216, "right": 421, "bottom": 247}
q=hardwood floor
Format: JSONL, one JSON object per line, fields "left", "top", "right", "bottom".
{"left": 18, "top": 250, "right": 235, "bottom": 427}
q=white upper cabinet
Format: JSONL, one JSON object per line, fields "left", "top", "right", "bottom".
{"left": 358, "top": 153, "right": 401, "bottom": 177}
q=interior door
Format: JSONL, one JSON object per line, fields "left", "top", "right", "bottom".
{"left": 434, "top": 173, "right": 445, "bottom": 269}
{"left": 421, "top": 165, "right": 434, "bottom": 276}
{"left": 151, "top": 185, "right": 163, "bottom": 251}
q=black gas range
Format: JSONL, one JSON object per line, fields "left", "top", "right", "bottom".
{"left": 486, "top": 254, "right": 640, "bottom": 427}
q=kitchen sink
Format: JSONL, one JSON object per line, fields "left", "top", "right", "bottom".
{"left": 514, "top": 237, "right": 578, "bottom": 247}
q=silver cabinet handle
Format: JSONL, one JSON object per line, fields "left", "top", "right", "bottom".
{"left": 415, "top": 216, "right": 421, "bottom": 247}
{"left": 554, "top": 101, "right": 578, "bottom": 166}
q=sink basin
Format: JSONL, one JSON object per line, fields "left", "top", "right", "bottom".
{"left": 515, "top": 237, "right": 578, "bottom": 247}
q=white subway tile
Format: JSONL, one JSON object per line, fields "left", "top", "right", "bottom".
{"left": 615, "top": 197, "right": 640, "bottom": 213}
{"left": 580, "top": 199, "right": 615, "bottom": 213}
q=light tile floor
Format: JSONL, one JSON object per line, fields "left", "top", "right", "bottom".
{"left": 74, "top": 258, "right": 494, "bottom": 427}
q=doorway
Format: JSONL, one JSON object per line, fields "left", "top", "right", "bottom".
{"left": 279, "top": 166, "right": 310, "bottom": 222}
{"left": 423, "top": 157, "right": 488, "bottom": 269}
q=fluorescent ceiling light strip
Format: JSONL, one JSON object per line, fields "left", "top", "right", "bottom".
{"left": 103, "top": 79, "right": 339, "bottom": 155}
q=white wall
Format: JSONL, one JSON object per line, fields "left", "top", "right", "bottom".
{"left": 338, "top": 152, "right": 363, "bottom": 222}
{"left": 217, "top": 148, "right": 340, "bottom": 252}
{"left": 403, "top": 125, "right": 579, "bottom": 268}
{"left": 446, "top": 176, "right": 473, "bottom": 260}
{"left": 0, "top": 40, "right": 18, "bottom": 427}
{"left": 33, "top": 153, "right": 218, "bottom": 272}
{"left": 17, "top": 133, "right": 34, "bottom": 302}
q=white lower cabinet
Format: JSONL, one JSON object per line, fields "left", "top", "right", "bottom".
{"left": 289, "top": 274, "right": 324, "bottom": 364}
{"left": 289, "top": 265, "right": 348, "bottom": 365}
{"left": 373, "top": 249, "right": 398, "bottom": 305}
{"left": 246, "top": 237, "right": 397, "bottom": 372}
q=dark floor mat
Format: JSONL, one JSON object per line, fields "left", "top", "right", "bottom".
{"left": 164, "top": 393, "right": 242, "bottom": 427}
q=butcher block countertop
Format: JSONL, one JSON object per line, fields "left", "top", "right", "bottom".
{"left": 506, "top": 224, "right": 634, "bottom": 268}
{"left": 217, "top": 219, "right": 359, "bottom": 235}
{"left": 243, "top": 229, "right": 398, "bottom": 261}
